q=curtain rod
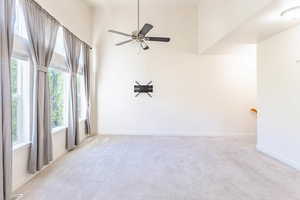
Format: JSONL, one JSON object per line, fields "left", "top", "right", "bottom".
{"left": 28, "top": 0, "right": 93, "bottom": 50}
{"left": 62, "top": 26, "right": 93, "bottom": 50}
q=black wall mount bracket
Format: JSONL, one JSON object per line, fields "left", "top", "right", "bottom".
{"left": 134, "top": 81, "right": 153, "bottom": 97}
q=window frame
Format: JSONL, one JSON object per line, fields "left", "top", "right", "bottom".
{"left": 77, "top": 46, "right": 87, "bottom": 121}
{"left": 48, "top": 67, "right": 69, "bottom": 132}
{"left": 77, "top": 73, "right": 87, "bottom": 121}
{"left": 11, "top": 51, "right": 31, "bottom": 146}
{"left": 48, "top": 27, "right": 71, "bottom": 132}
{"left": 12, "top": 1, "right": 32, "bottom": 147}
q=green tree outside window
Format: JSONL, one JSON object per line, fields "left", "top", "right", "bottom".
{"left": 49, "top": 69, "right": 65, "bottom": 129}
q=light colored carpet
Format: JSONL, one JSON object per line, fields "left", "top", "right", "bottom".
{"left": 16, "top": 135, "right": 300, "bottom": 200}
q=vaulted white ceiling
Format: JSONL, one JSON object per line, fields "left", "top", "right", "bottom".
{"left": 87, "top": 0, "right": 300, "bottom": 54}
{"left": 204, "top": 0, "right": 300, "bottom": 54}
{"left": 197, "top": 0, "right": 274, "bottom": 53}
{"left": 84, "top": 0, "right": 198, "bottom": 6}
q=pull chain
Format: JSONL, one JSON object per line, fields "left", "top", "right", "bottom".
{"left": 137, "top": 0, "right": 140, "bottom": 33}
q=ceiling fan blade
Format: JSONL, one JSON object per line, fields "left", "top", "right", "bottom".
{"left": 140, "top": 41, "right": 150, "bottom": 50}
{"left": 108, "top": 30, "right": 132, "bottom": 37}
{"left": 139, "top": 24, "right": 154, "bottom": 36}
{"left": 146, "top": 37, "right": 170, "bottom": 42}
{"left": 116, "top": 39, "right": 134, "bottom": 46}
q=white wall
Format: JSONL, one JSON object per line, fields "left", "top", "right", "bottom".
{"left": 92, "top": 4, "right": 257, "bottom": 136}
{"left": 35, "top": 0, "right": 93, "bottom": 45}
{"left": 257, "top": 24, "right": 300, "bottom": 170}
{"left": 12, "top": 121, "right": 87, "bottom": 191}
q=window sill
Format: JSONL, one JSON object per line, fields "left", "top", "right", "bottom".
{"left": 52, "top": 120, "right": 86, "bottom": 135}
{"left": 79, "top": 118, "right": 87, "bottom": 123}
{"left": 13, "top": 120, "right": 88, "bottom": 152}
{"left": 13, "top": 142, "right": 31, "bottom": 152}
{"left": 52, "top": 126, "right": 67, "bottom": 135}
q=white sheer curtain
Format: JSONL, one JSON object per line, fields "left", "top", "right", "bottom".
{"left": 0, "top": 0, "right": 16, "bottom": 199}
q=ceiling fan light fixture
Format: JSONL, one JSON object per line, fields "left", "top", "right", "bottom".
{"left": 140, "top": 41, "right": 149, "bottom": 50}
{"left": 281, "top": 6, "right": 300, "bottom": 19}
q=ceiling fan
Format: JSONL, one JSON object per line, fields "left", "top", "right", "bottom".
{"left": 108, "top": 0, "right": 171, "bottom": 50}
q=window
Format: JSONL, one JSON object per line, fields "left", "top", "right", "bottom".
{"left": 77, "top": 48, "right": 87, "bottom": 120}
{"left": 11, "top": 57, "right": 30, "bottom": 145}
{"left": 15, "top": 0, "right": 28, "bottom": 39}
{"left": 11, "top": 0, "right": 31, "bottom": 146}
{"left": 77, "top": 74, "right": 86, "bottom": 120}
{"left": 54, "top": 27, "right": 65, "bottom": 56}
{"left": 49, "top": 69, "right": 68, "bottom": 129}
{"left": 49, "top": 27, "right": 69, "bottom": 130}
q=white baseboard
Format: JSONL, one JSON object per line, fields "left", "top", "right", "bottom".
{"left": 256, "top": 145, "right": 300, "bottom": 171}
{"left": 99, "top": 130, "right": 256, "bottom": 137}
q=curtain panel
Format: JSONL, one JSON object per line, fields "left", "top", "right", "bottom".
{"left": 82, "top": 44, "right": 91, "bottom": 135}
{"left": 63, "top": 29, "right": 82, "bottom": 151}
{"left": 20, "top": 0, "right": 59, "bottom": 174}
{"left": 0, "top": 0, "right": 16, "bottom": 199}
